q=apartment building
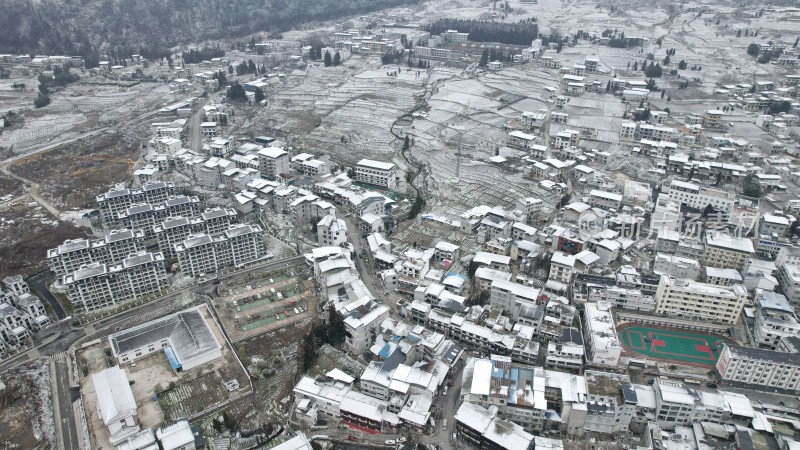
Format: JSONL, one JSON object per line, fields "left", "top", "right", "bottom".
{"left": 583, "top": 302, "right": 622, "bottom": 366}
{"left": 583, "top": 371, "right": 636, "bottom": 434}
{"left": 652, "top": 253, "right": 701, "bottom": 280}
{"left": 175, "top": 224, "right": 267, "bottom": 278}
{"left": 703, "top": 234, "right": 755, "bottom": 271}
{"left": 665, "top": 180, "right": 735, "bottom": 218}
{"left": 778, "top": 263, "right": 800, "bottom": 307}
{"left": 716, "top": 338, "right": 800, "bottom": 394}
{"left": 546, "top": 328, "right": 584, "bottom": 373}
{"left": 454, "top": 402, "right": 535, "bottom": 450}
{"left": 461, "top": 355, "right": 548, "bottom": 432}
{"left": 48, "top": 229, "right": 147, "bottom": 277}
{"left": 97, "top": 181, "right": 175, "bottom": 225}
{"left": 753, "top": 291, "right": 800, "bottom": 349}
{"left": 490, "top": 280, "right": 541, "bottom": 322}
{"left": 317, "top": 215, "right": 347, "bottom": 246}
{"left": 653, "top": 275, "right": 748, "bottom": 325}
{"left": 118, "top": 196, "right": 203, "bottom": 238}
{"left": 342, "top": 299, "right": 390, "bottom": 355}
{"left": 63, "top": 252, "right": 168, "bottom": 312}
{"left": 154, "top": 209, "right": 239, "bottom": 258}
{"left": 354, "top": 159, "right": 397, "bottom": 190}
{"left": 653, "top": 380, "right": 697, "bottom": 430}
{"left": 588, "top": 190, "right": 623, "bottom": 210}
{"left": 257, "top": 146, "right": 291, "bottom": 179}
{"left": 549, "top": 252, "right": 577, "bottom": 284}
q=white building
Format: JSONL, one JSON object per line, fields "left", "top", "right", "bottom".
{"left": 753, "top": 291, "right": 800, "bottom": 350}
{"left": 652, "top": 253, "right": 701, "bottom": 280}
{"left": 175, "top": 224, "right": 267, "bottom": 277}
{"left": 92, "top": 366, "right": 140, "bottom": 445}
{"left": 317, "top": 215, "right": 347, "bottom": 247}
{"left": 716, "top": 338, "right": 800, "bottom": 394}
{"left": 354, "top": 159, "right": 397, "bottom": 190}
{"left": 109, "top": 306, "right": 222, "bottom": 371}
{"left": 665, "top": 180, "right": 735, "bottom": 218}
{"left": 257, "top": 146, "right": 291, "bottom": 180}
{"left": 654, "top": 275, "right": 747, "bottom": 325}
{"left": 63, "top": 252, "right": 168, "bottom": 313}
{"left": 583, "top": 302, "right": 622, "bottom": 367}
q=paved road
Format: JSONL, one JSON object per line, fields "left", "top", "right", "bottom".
{"left": 54, "top": 358, "right": 80, "bottom": 450}
{"left": 339, "top": 213, "right": 388, "bottom": 305}
{"left": 30, "top": 274, "right": 66, "bottom": 320}
{"left": 190, "top": 97, "right": 210, "bottom": 152}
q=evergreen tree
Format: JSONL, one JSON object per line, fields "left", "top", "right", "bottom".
{"left": 678, "top": 60, "right": 687, "bottom": 70}
{"left": 254, "top": 87, "right": 265, "bottom": 103}
{"left": 795, "top": 37, "right": 799, "bottom": 48}
{"left": 479, "top": 48, "right": 489, "bottom": 67}
{"left": 324, "top": 50, "right": 332, "bottom": 67}
{"left": 663, "top": 55, "right": 670, "bottom": 65}
{"left": 227, "top": 82, "right": 247, "bottom": 101}
{"left": 333, "top": 51, "right": 341, "bottom": 66}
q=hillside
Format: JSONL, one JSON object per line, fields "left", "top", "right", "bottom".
{"left": 0, "top": 0, "right": 420, "bottom": 65}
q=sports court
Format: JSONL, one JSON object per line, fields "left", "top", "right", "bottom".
{"left": 618, "top": 324, "right": 731, "bottom": 367}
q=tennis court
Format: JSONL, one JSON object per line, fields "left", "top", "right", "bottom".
{"left": 618, "top": 324, "right": 732, "bottom": 367}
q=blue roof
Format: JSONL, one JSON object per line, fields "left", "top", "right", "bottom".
{"left": 164, "top": 347, "right": 182, "bottom": 371}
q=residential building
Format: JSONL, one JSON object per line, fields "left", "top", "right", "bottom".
{"left": 342, "top": 299, "right": 390, "bottom": 355}
{"left": 48, "top": 229, "right": 147, "bottom": 277}
{"left": 453, "top": 402, "right": 535, "bottom": 450}
{"left": 258, "top": 146, "right": 291, "bottom": 179}
{"left": 583, "top": 371, "right": 636, "bottom": 433}
{"left": 665, "top": 180, "right": 735, "bottom": 218}
{"left": 779, "top": 263, "right": 800, "bottom": 307}
{"left": 175, "top": 224, "right": 267, "bottom": 278}
{"left": 63, "top": 252, "right": 168, "bottom": 312}
{"left": 703, "top": 234, "right": 755, "bottom": 271}
{"left": 716, "top": 338, "right": 800, "bottom": 394}
{"left": 97, "top": 181, "right": 175, "bottom": 225}
{"left": 546, "top": 328, "right": 584, "bottom": 373}
{"left": 354, "top": 159, "right": 397, "bottom": 190}
{"left": 317, "top": 215, "right": 348, "bottom": 246}
{"left": 653, "top": 275, "right": 748, "bottom": 325}
{"left": 583, "top": 302, "right": 622, "bottom": 367}
{"left": 461, "top": 355, "right": 548, "bottom": 432}
{"left": 753, "top": 291, "right": 800, "bottom": 349}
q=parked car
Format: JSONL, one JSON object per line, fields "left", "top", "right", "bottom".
{"left": 385, "top": 439, "right": 396, "bottom": 445}
{"left": 347, "top": 436, "right": 358, "bottom": 442}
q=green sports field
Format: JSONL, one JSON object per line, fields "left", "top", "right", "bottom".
{"left": 618, "top": 325, "right": 731, "bottom": 367}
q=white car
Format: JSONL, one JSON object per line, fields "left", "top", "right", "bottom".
{"left": 397, "top": 437, "right": 407, "bottom": 443}
{"left": 385, "top": 439, "right": 396, "bottom": 445}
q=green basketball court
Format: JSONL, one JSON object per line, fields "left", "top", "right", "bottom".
{"left": 618, "top": 325, "right": 731, "bottom": 367}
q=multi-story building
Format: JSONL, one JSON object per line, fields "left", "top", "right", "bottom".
{"left": 175, "top": 224, "right": 267, "bottom": 278}
{"left": 48, "top": 229, "right": 147, "bottom": 277}
{"left": 549, "top": 252, "right": 576, "bottom": 284}
{"left": 454, "top": 402, "right": 535, "bottom": 450}
{"left": 583, "top": 302, "right": 622, "bottom": 366}
{"left": 753, "top": 291, "right": 800, "bottom": 349}
{"left": 317, "top": 215, "right": 347, "bottom": 247}
{"left": 354, "top": 159, "right": 397, "bottom": 190}
{"left": 342, "top": 299, "right": 390, "bottom": 355}
{"left": 583, "top": 371, "right": 636, "bottom": 434}
{"left": 653, "top": 275, "right": 747, "bottom": 325}
{"left": 665, "top": 180, "right": 735, "bottom": 219}
{"left": 778, "top": 263, "right": 800, "bottom": 307}
{"left": 490, "top": 280, "right": 541, "bottom": 322}
{"left": 716, "top": 337, "right": 800, "bottom": 394}
{"left": 652, "top": 253, "right": 701, "bottom": 280}
{"left": 257, "top": 146, "right": 290, "bottom": 179}
{"left": 63, "top": 252, "right": 168, "bottom": 312}
{"left": 97, "top": 181, "right": 175, "bottom": 225}
{"left": 461, "top": 355, "right": 548, "bottom": 432}
{"left": 588, "top": 190, "right": 623, "bottom": 211}
{"left": 118, "top": 196, "right": 203, "bottom": 238}
{"left": 546, "top": 328, "right": 584, "bottom": 373}
{"left": 653, "top": 380, "right": 697, "bottom": 430}
{"left": 702, "top": 234, "right": 755, "bottom": 271}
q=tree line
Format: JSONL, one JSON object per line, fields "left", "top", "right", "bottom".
{"left": 181, "top": 46, "right": 225, "bottom": 64}
{"left": 0, "top": 0, "right": 421, "bottom": 68}
{"left": 422, "top": 18, "right": 539, "bottom": 46}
